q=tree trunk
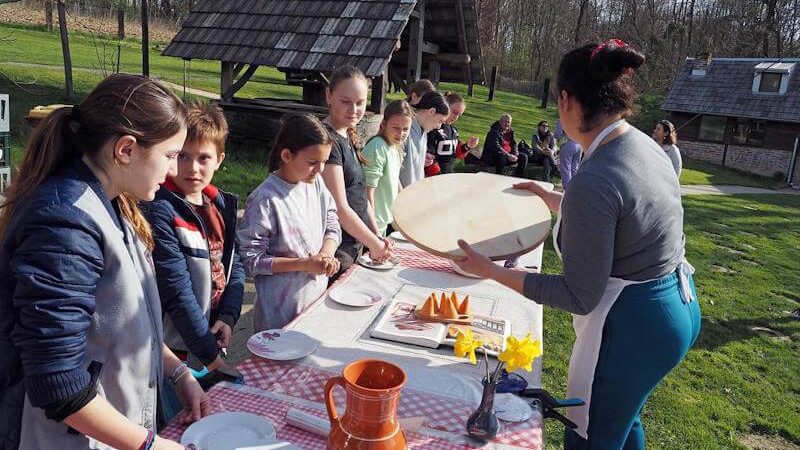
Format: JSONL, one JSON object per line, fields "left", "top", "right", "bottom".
{"left": 117, "top": 7, "right": 125, "bottom": 39}
{"left": 45, "top": 0, "right": 53, "bottom": 31}
{"left": 574, "top": 0, "right": 590, "bottom": 44}
{"left": 56, "top": 0, "right": 73, "bottom": 100}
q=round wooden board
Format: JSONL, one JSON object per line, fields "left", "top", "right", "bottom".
{"left": 391, "top": 173, "right": 552, "bottom": 261}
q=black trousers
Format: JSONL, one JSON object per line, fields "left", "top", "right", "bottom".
{"left": 495, "top": 152, "right": 528, "bottom": 178}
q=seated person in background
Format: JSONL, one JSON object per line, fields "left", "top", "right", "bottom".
{"left": 143, "top": 102, "right": 245, "bottom": 420}
{"left": 482, "top": 113, "right": 528, "bottom": 177}
{"left": 531, "top": 120, "right": 558, "bottom": 182}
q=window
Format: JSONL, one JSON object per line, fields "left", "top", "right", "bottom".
{"left": 698, "top": 115, "right": 726, "bottom": 142}
{"left": 731, "top": 118, "right": 766, "bottom": 146}
{"left": 759, "top": 72, "right": 782, "bottom": 93}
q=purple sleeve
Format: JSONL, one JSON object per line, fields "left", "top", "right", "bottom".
{"left": 237, "top": 189, "right": 277, "bottom": 276}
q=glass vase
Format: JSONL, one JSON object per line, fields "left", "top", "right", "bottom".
{"left": 466, "top": 377, "right": 500, "bottom": 442}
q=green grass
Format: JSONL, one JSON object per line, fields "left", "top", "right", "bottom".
{"left": 540, "top": 194, "right": 800, "bottom": 449}
{"left": 680, "top": 159, "right": 776, "bottom": 189}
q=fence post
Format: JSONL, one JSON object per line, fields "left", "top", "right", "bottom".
{"left": 488, "top": 66, "right": 499, "bottom": 102}
{"left": 540, "top": 78, "right": 550, "bottom": 108}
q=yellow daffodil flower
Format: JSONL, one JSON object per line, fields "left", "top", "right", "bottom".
{"left": 498, "top": 334, "right": 542, "bottom": 373}
{"left": 454, "top": 329, "right": 484, "bottom": 365}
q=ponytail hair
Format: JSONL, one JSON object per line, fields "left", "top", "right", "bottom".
{"left": 269, "top": 113, "right": 332, "bottom": 172}
{"left": 0, "top": 74, "right": 187, "bottom": 248}
{"left": 444, "top": 91, "right": 464, "bottom": 105}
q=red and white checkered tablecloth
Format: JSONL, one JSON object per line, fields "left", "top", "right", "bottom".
{"left": 160, "top": 244, "right": 544, "bottom": 449}
{"left": 161, "top": 358, "right": 543, "bottom": 449}
{"left": 392, "top": 247, "right": 455, "bottom": 274}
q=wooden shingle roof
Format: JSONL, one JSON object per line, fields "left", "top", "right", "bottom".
{"left": 163, "top": 0, "right": 418, "bottom": 77}
{"left": 662, "top": 58, "right": 800, "bottom": 124}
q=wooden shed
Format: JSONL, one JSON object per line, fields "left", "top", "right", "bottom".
{"left": 162, "top": 0, "right": 484, "bottom": 148}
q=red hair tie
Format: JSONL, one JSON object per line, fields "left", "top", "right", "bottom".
{"left": 590, "top": 38, "right": 629, "bottom": 60}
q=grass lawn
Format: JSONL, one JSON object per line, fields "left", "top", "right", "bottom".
{"left": 3, "top": 23, "right": 798, "bottom": 449}
{"left": 680, "top": 159, "right": 778, "bottom": 189}
{"left": 540, "top": 194, "right": 800, "bottom": 449}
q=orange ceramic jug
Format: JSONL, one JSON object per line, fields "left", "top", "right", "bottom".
{"left": 324, "top": 359, "right": 408, "bottom": 450}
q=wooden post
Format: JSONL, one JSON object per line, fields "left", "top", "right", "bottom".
{"left": 56, "top": 0, "right": 73, "bottom": 100}
{"left": 427, "top": 60, "right": 441, "bottom": 86}
{"left": 221, "top": 61, "right": 233, "bottom": 101}
{"left": 540, "top": 78, "right": 550, "bottom": 108}
{"left": 141, "top": 0, "right": 150, "bottom": 77}
{"left": 45, "top": 0, "right": 53, "bottom": 31}
{"left": 117, "top": 7, "right": 125, "bottom": 39}
{"left": 369, "top": 69, "right": 388, "bottom": 113}
{"left": 467, "top": 82, "right": 474, "bottom": 97}
{"left": 454, "top": 0, "right": 473, "bottom": 95}
{"left": 407, "top": 0, "right": 425, "bottom": 82}
{"left": 488, "top": 66, "right": 499, "bottom": 102}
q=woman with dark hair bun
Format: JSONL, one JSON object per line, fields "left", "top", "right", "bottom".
{"left": 454, "top": 40, "right": 701, "bottom": 450}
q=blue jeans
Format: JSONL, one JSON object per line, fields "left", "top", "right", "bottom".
{"left": 564, "top": 271, "right": 701, "bottom": 450}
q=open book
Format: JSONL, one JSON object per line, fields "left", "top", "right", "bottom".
{"left": 369, "top": 286, "right": 511, "bottom": 355}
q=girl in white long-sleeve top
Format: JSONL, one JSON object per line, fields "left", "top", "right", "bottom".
{"left": 238, "top": 114, "right": 341, "bottom": 331}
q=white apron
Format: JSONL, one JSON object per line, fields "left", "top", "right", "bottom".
{"left": 554, "top": 121, "right": 695, "bottom": 439}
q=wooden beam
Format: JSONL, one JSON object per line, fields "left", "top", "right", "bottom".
{"left": 221, "top": 61, "right": 234, "bottom": 101}
{"left": 407, "top": 0, "right": 425, "bottom": 82}
{"left": 395, "top": 52, "right": 470, "bottom": 65}
{"left": 369, "top": 68, "right": 388, "bottom": 113}
{"left": 56, "top": 0, "right": 73, "bottom": 100}
{"left": 223, "top": 64, "right": 259, "bottom": 100}
{"left": 454, "top": 0, "right": 474, "bottom": 92}
{"left": 232, "top": 62, "right": 246, "bottom": 80}
{"left": 421, "top": 41, "right": 439, "bottom": 54}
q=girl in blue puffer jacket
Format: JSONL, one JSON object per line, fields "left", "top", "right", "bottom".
{"left": 0, "top": 74, "right": 206, "bottom": 450}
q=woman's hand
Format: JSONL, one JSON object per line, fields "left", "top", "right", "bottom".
{"left": 209, "top": 320, "right": 232, "bottom": 348}
{"left": 174, "top": 373, "right": 210, "bottom": 424}
{"left": 513, "top": 181, "right": 563, "bottom": 213}
{"left": 453, "top": 240, "right": 497, "bottom": 280}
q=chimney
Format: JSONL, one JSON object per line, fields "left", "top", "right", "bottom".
{"left": 691, "top": 52, "right": 712, "bottom": 76}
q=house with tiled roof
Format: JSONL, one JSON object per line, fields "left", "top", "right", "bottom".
{"left": 662, "top": 56, "right": 800, "bottom": 183}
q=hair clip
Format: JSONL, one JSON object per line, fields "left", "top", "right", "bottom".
{"left": 590, "top": 38, "right": 629, "bottom": 60}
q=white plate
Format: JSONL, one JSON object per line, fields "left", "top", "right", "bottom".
{"left": 247, "top": 330, "right": 318, "bottom": 360}
{"left": 356, "top": 255, "right": 399, "bottom": 271}
{"left": 389, "top": 230, "right": 408, "bottom": 241}
{"left": 329, "top": 285, "right": 383, "bottom": 307}
{"left": 494, "top": 394, "right": 533, "bottom": 422}
{"left": 181, "top": 412, "right": 277, "bottom": 449}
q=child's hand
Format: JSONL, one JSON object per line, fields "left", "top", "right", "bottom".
{"left": 368, "top": 239, "right": 393, "bottom": 263}
{"left": 305, "top": 254, "right": 340, "bottom": 276}
{"left": 210, "top": 320, "right": 232, "bottom": 348}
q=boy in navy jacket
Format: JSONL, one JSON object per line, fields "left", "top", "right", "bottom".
{"left": 142, "top": 103, "right": 244, "bottom": 416}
